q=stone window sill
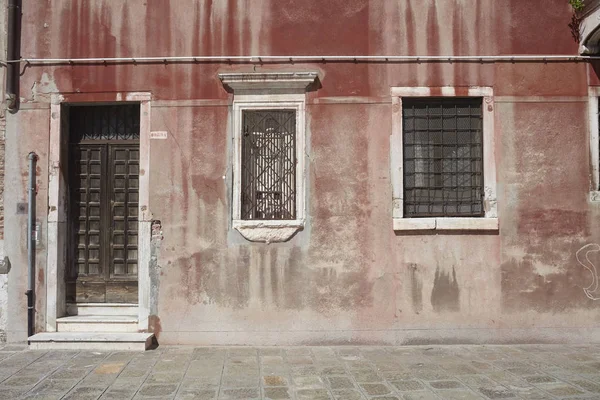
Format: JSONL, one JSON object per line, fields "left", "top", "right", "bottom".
{"left": 393, "top": 217, "right": 499, "bottom": 232}
{"left": 233, "top": 220, "right": 304, "bottom": 243}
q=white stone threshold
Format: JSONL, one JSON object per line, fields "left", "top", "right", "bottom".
{"left": 56, "top": 315, "right": 138, "bottom": 333}
{"left": 28, "top": 332, "right": 154, "bottom": 351}
{"left": 66, "top": 302, "right": 139, "bottom": 316}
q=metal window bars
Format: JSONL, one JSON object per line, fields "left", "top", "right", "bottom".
{"left": 403, "top": 98, "right": 484, "bottom": 217}
{"left": 69, "top": 104, "right": 141, "bottom": 142}
{"left": 241, "top": 110, "right": 297, "bottom": 220}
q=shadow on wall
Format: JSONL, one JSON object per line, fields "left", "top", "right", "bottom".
{"left": 431, "top": 267, "right": 460, "bottom": 312}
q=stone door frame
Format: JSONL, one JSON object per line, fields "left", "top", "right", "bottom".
{"left": 46, "top": 92, "right": 152, "bottom": 332}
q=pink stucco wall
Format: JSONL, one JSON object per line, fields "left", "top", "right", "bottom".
{"left": 5, "top": 0, "right": 600, "bottom": 344}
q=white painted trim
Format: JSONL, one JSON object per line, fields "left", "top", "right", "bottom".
{"left": 46, "top": 102, "right": 64, "bottom": 332}
{"left": 231, "top": 97, "right": 307, "bottom": 243}
{"left": 393, "top": 218, "right": 498, "bottom": 231}
{"left": 482, "top": 95, "right": 498, "bottom": 218}
{"left": 137, "top": 99, "right": 152, "bottom": 331}
{"left": 390, "top": 87, "right": 498, "bottom": 232}
{"left": 435, "top": 217, "right": 498, "bottom": 230}
{"left": 589, "top": 87, "right": 600, "bottom": 198}
{"left": 393, "top": 218, "right": 436, "bottom": 231}
{"left": 390, "top": 86, "right": 493, "bottom": 98}
{"left": 390, "top": 96, "right": 403, "bottom": 218}
{"left": 45, "top": 92, "right": 152, "bottom": 333}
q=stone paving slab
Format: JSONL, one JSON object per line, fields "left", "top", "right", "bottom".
{"left": 0, "top": 343, "right": 600, "bottom": 399}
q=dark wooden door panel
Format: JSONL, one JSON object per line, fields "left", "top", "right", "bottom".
{"left": 67, "top": 145, "right": 108, "bottom": 303}
{"left": 76, "top": 145, "right": 104, "bottom": 280}
{"left": 67, "top": 105, "right": 141, "bottom": 304}
{"left": 67, "top": 281, "right": 106, "bottom": 303}
{"left": 109, "top": 146, "right": 139, "bottom": 283}
{"left": 106, "top": 281, "right": 138, "bottom": 303}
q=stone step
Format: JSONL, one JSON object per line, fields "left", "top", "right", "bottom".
{"left": 28, "top": 332, "right": 154, "bottom": 351}
{"left": 57, "top": 315, "right": 138, "bottom": 333}
{"left": 66, "top": 303, "right": 138, "bottom": 316}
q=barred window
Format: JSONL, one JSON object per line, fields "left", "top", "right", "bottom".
{"left": 241, "top": 110, "right": 297, "bottom": 220}
{"left": 403, "top": 98, "right": 484, "bottom": 217}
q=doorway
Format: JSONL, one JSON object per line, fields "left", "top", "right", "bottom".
{"left": 66, "top": 105, "right": 140, "bottom": 304}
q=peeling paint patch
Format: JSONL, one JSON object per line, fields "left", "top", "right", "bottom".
{"left": 518, "top": 210, "right": 588, "bottom": 237}
{"left": 149, "top": 220, "right": 163, "bottom": 333}
{"left": 501, "top": 253, "right": 600, "bottom": 312}
{"left": 31, "top": 73, "right": 59, "bottom": 102}
{"left": 148, "top": 315, "right": 162, "bottom": 340}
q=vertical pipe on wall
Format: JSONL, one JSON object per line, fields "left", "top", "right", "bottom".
{"left": 6, "top": 0, "right": 22, "bottom": 113}
{"left": 26, "top": 152, "right": 37, "bottom": 337}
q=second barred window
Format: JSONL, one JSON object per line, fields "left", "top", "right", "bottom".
{"left": 403, "top": 98, "right": 484, "bottom": 217}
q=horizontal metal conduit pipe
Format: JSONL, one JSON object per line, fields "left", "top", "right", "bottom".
{"left": 0, "top": 54, "right": 599, "bottom": 65}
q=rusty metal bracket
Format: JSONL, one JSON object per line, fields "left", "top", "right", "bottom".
{"left": 0, "top": 257, "right": 10, "bottom": 274}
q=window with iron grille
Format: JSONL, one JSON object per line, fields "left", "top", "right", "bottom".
{"left": 241, "top": 110, "right": 297, "bottom": 220}
{"left": 403, "top": 98, "right": 484, "bottom": 217}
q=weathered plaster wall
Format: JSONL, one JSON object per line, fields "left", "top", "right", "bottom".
{"left": 5, "top": 107, "right": 49, "bottom": 342}
{"left": 6, "top": 0, "right": 600, "bottom": 344}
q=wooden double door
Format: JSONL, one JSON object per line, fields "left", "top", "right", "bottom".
{"left": 67, "top": 105, "right": 140, "bottom": 304}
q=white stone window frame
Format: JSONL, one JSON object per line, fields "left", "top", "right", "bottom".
{"left": 588, "top": 87, "right": 600, "bottom": 202}
{"left": 219, "top": 72, "right": 318, "bottom": 242}
{"left": 390, "top": 87, "right": 498, "bottom": 232}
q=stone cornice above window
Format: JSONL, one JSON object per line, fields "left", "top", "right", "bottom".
{"left": 218, "top": 72, "right": 319, "bottom": 93}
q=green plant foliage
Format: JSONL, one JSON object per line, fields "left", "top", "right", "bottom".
{"left": 570, "top": 0, "right": 585, "bottom": 11}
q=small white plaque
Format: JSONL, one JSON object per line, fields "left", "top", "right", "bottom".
{"left": 150, "top": 131, "right": 168, "bottom": 140}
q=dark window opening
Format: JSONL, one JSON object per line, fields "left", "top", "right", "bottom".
{"left": 403, "top": 98, "right": 484, "bottom": 217}
{"left": 69, "top": 104, "right": 140, "bottom": 142}
{"left": 241, "top": 110, "right": 297, "bottom": 220}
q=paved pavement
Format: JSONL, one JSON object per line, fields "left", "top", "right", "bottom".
{"left": 0, "top": 343, "right": 599, "bottom": 399}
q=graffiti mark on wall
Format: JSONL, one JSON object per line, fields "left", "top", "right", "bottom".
{"left": 576, "top": 243, "right": 600, "bottom": 300}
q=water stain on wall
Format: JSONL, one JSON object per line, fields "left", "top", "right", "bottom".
{"left": 431, "top": 267, "right": 460, "bottom": 312}
{"left": 408, "top": 263, "right": 423, "bottom": 314}
{"left": 501, "top": 253, "right": 600, "bottom": 312}
{"left": 174, "top": 245, "right": 374, "bottom": 314}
